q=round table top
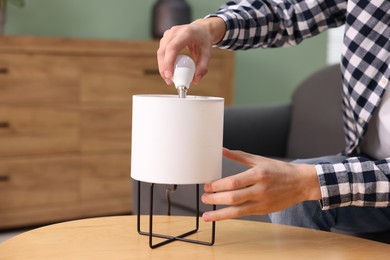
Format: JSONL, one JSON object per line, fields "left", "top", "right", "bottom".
{"left": 0, "top": 215, "right": 389, "bottom": 259}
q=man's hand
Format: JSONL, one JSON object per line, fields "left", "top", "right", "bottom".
{"left": 201, "top": 148, "right": 321, "bottom": 222}
{"left": 157, "top": 17, "right": 226, "bottom": 85}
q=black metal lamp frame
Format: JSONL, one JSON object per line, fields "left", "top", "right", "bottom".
{"left": 136, "top": 181, "right": 216, "bottom": 249}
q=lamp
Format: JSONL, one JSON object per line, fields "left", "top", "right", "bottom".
{"left": 131, "top": 55, "right": 223, "bottom": 248}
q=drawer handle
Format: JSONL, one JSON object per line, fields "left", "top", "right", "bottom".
{"left": 0, "top": 175, "right": 10, "bottom": 182}
{"left": 0, "top": 67, "right": 9, "bottom": 74}
{"left": 0, "top": 121, "right": 10, "bottom": 128}
{"left": 143, "top": 69, "right": 160, "bottom": 76}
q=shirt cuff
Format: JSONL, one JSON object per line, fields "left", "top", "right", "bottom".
{"left": 315, "top": 163, "right": 352, "bottom": 210}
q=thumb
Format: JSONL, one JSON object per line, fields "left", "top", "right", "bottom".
{"left": 222, "top": 148, "right": 258, "bottom": 167}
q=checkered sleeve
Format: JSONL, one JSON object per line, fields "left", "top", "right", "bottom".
{"left": 207, "top": 0, "right": 346, "bottom": 50}
{"left": 315, "top": 158, "right": 390, "bottom": 210}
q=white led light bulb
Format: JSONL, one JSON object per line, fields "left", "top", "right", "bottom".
{"left": 172, "top": 55, "right": 195, "bottom": 98}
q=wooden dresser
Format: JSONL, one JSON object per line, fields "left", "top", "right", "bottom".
{"left": 0, "top": 36, "right": 234, "bottom": 229}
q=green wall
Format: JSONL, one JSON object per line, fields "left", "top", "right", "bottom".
{"left": 5, "top": 0, "right": 327, "bottom": 105}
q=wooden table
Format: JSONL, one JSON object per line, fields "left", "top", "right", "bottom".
{"left": 0, "top": 216, "right": 389, "bottom": 259}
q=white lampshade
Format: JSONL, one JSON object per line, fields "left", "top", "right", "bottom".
{"left": 131, "top": 95, "right": 224, "bottom": 185}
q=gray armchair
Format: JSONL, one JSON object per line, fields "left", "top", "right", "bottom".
{"left": 223, "top": 64, "right": 345, "bottom": 160}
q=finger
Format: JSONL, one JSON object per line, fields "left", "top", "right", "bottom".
{"left": 203, "top": 167, "right": 258, "bottom": 193}
{"left": 202, "top": 202, "right": 259, "bottom": 222}
{"left": 223, "top": 148, "right": 259, "bottom": 167}
{"left": 158, "top": 29, "right": 175, "bottom": 85}
{"left": 202, "top": 185, "right": 257, "bottom": 206}
{"left": 193, "top": 47, "right": 211, "bottom": 84}
{"left": 202, "top": 206, "right": 241, "bottom": 222}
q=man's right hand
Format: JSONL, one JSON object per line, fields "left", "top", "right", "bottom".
{"left": 157, "top": 17, "right": 226, "bottom": 85}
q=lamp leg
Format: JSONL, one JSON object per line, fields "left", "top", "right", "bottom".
{"left": 136, "top": 180, "right": 216, "bottom": 249}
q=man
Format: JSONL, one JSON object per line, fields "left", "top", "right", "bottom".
{"left": 157, "top": 0, "right": 390, "bottom": 235}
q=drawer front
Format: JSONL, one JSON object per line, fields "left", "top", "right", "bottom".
{"left": 80, "top": 55, "right": 232, "bottom": 103}
{"left": 80, "top": 104, "right": 131, "bottom": 153}
{"left": 0, "top": 153, "right": 131, "bottom": 217}
{"left": 80, "top": 56, "right": 168, "bottom": 103}
{"left": 0, "top": 156, "right": 80, "bottom": 210}
{"left": 0, "top": 54, "right": 79, "bottom": 103}
{"left": 0, "top": 105, "right": 79, "bottom": 156}
{"left": 80, "top": 153, "right": 131, "bottom": 201}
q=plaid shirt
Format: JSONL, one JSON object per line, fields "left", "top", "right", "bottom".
{"left": 209, "top": 0, "right": 390, "bottom": 209}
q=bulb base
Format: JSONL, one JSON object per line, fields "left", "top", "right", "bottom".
{"left": 177, "top": 86, "right": 188, "bottom": 98}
